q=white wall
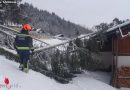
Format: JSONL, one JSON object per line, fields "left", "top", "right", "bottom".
{"left": 97, "top": 53, "right": 130, "bottom": 68}
{"left": 117, "top": 56, "right": 130, "bottom": 67}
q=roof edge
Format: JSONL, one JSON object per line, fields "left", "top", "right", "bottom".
{"left": 107, "top": 21, "right": 130, "bottom": 32}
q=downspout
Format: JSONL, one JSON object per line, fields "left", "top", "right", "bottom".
{"left": 112, "top": 37, "right": 114, "bottom": 76}
{"left": 114, "top": 37, "right": 119, "bottom": 87}
{"left": 116, "top": 38, "right": 118, "bottom": 69}
{"left": 111, "top": 37, "right": 114, "bottom": 85}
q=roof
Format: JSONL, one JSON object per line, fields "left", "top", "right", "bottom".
{"left": 107, "top": 20, "right": 130, "bottom": 32}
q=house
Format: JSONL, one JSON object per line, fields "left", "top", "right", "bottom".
{"left": 100, "top": 21, "right": 130, "bottom": 88}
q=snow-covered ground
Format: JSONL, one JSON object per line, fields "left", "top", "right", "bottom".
{"left": 33, "top": 38, "right": 67, "bottom": 48}
{"left": 81, "top": 71, "right": 111, "bottom": 84}
{"left": 0, "top": 55, "right": 118, "bottom": 90}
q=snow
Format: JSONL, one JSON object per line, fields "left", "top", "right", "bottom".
{"left": 42, "top": 38, "right": 65, "bottom": 45}
{"left": 78, "top": 34, "right": 90, "bottom": 39}
{"left": 33, "top": 38, "right": 67, "bottom": 48}
{"left": 82, "top": 71, "right": 111, "bottom": 84}
{"left": 107, "top": 20, "right": 130, "bottom": 32}
{"left": 0, "top": 46, "right": 17, "bottom": 55}
{"left": 33, "top": 38, "right": 69, "bottom": 52}
{"left": 33, "top": 39, "right": 48, "bottom": 48}
{"left": 0, "top": 55, "right": 117, "bottom": 90}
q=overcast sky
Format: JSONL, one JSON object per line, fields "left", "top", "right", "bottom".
{"left": 22, "top": 0, "right": 130, "bottom": 28}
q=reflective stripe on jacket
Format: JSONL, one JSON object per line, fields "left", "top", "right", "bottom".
{"left": 16, "top": 46, "right": 30, "bottom": 50}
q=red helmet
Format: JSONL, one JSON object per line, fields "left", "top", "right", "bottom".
{"left": 22, "top": 24, "right": 32, "bottom": 31}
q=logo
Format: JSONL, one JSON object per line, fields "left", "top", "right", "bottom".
{"left": 4, "top": 77, "right": 9, "bottom": 85}
{"left": 0, "top": 0, "right": 17, "bottom": 4}
{"left": 0, "top": 76, "right": 21, "bottom": 89}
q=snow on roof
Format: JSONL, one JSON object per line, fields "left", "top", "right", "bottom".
{"left": 107, "top": 20, "right": 130, "bottom": 32}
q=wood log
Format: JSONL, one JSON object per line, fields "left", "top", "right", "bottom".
{"left": 114, "top": 66, "right": 130, "bottom": 88}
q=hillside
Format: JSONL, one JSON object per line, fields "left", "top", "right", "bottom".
{"left": 0, "top": 55, "right": 118, "bottom": 90}
{"left": 20, "top": 3, "right": 91, "bottom": 37}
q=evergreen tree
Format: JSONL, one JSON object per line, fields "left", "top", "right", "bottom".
{"left": 0, "top": 0, "right": 24, "bottom": 24}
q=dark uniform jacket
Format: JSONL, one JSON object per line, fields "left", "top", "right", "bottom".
{"left": 14, "top": 31, "right": 33, "bottom": 51}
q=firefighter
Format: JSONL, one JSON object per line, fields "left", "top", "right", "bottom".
{"left": 14, "top": 24, "right": 33, "bottom": 73}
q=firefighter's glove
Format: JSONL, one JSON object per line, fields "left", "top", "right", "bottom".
{"left": 30, "top": 49, "right": 34, "bottom": 55}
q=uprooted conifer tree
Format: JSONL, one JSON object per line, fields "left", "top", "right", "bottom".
{"left": 50, "top": 35, "right": 106, "bottom": 80}
{"left": 50, "top": 18, "right": 127, "bottom": 81}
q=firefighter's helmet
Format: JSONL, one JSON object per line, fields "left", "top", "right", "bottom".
{"left": 22, "top": 24, "right": 32, "bottom": 31}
